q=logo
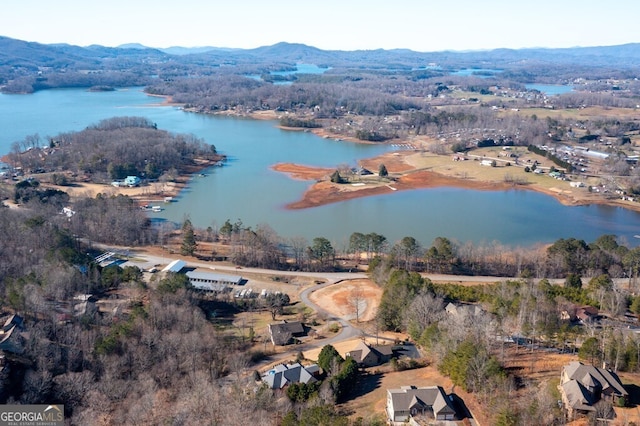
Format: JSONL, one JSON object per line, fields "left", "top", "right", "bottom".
{"left": 0, "top": 405, "right": 64, "bottom": 426}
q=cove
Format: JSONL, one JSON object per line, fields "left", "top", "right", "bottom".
{"left": 1, "top": 88, "right": 639, "bottom": 247}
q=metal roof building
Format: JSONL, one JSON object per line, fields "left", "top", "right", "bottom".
{"left": 185, "top": 271, "right": 242, "bottom": 292}
{"left": 161, "top": 259, "right": 186, "bottom": 273}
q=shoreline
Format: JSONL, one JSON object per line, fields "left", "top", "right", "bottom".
{"left": 272, "top": 162, "right": 520, "bottom": 210}
{"left": 7, "top": 94, "right": 638, "bottom": 216}
{"left": 37, "top": 159, "right": 220, "bottom": 206}
{"left": 271, "top": 153, "right": 640, "bottom": 213}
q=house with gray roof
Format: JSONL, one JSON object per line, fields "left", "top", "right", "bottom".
{"left": 0, "top": 323, "right": 24, "bottom": 354}
{"left": 268, "top": 320, "right": 305, "bottom": 345}
{"left": 2, "top": 315, "right": 23, "bottom": 332}
{"left": 386, "top": 385, "right": 457, "bottom": 424}
{"left": 560, "top": 361, "right": 627, "bottom": 419}
{"left": 444, "top": 302, "right": 483, "bottom": 317}
{"left": 261, "top": 362, "right": 319, "bottom": 389}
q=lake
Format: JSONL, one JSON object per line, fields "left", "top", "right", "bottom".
{"left": 525, "top": 84, "right": 574, "bottom": 95}
{"left": 246, "top": 63, "right": 330, "bottom": 85}
{"left": 450, "top": 68, "right": 503, "bottom": 78}
{"left": 1, "top": 87, "right": 639, "bottom": 248}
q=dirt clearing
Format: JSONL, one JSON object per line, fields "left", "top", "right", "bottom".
{"left": 309, "top": 279, "right": 382, "bottom": 322}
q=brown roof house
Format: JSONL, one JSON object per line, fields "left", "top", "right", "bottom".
{"left": 345, "top": 341, "right": 395, "bottom": 367}
{"left": 268, "top": 320, "right": 305, "bottom": 346}
{"left": 560, "top": 361, "right": 627, "bottom": 420}
{"left": 386, "top": 385, "right": 457, "bottom": 424}
{"left": 560, "top": 305, "right": 600, "bottom": 324}
{"left": 576, "top": 306, "right": 600, "bottom": 324}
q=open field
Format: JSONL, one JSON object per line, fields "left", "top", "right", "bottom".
{"left": 505, "top": 105, "right": 640, "bottom": 121}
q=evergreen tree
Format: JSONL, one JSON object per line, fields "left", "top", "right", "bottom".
{"left": 181, "top": 219, "right": 197, "bottom": 256}
{"left": 317, "top": 344, "right": 343, "bottom": 374}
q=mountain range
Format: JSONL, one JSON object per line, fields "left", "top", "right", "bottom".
{"left": 1, "top": 35, "right": 640, "bottom": 71}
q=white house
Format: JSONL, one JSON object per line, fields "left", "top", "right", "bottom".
{"left": 124, "top": 176, "right": 141, "bottom": 187}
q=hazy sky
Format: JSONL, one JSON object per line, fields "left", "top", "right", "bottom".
{"left": 3, "top": 0, "right": 638, "bottom": 51}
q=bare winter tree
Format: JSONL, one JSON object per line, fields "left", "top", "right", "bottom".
{"left": 348, "top": 284, "right": 365, "bottom": 323}
{"left": 406, "top": 292, "right": 444, "bottom": 332}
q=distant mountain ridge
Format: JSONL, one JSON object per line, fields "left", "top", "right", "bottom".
{"left": 1, "top": 35, "right": 640, "bottom": 70}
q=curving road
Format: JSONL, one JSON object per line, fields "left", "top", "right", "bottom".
{"left": 299, "top": 280, "right": 363, "bottom": 346}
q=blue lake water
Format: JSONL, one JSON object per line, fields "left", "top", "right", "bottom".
{"left": 246, "top": 63, "right": 330, "bottom": 84}
{"left": 450, "top": 68, "right": 503, "bottom": 78}
{"left": 525, "top": 84, "right": 574, "bottom": 95}
{"left": 1, "top": 87, "right": 639, "bottom": 248}
{"left": 270, "top": 63, "right": 330, "bottom": 77}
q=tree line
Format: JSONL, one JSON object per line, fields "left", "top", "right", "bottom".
{"left": 191, "top": 215, "right": 640, "bottom": 283}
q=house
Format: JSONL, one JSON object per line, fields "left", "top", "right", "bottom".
{"left": 268, "top": 320, "right": 305, "bottom": 345}
{"left": 61, "top": 207, "right": 76, "bottom": 218}
{"left": 353, "top": 167, "right": 373, "bottom": 176}
{"left": 261, "top": 362, "right": 319, "bottom": 389}
{"left": 0, "top": 316, "right": 25, "bottom": 355}
{"left": 559, "top": 304, "right": 599, "bottom": 324}
{"left": 124, "top": 176, "right": 141, "bottom": 187}
{"left": 346, "top": 341, "right": 395, "bottom": 367}
{"left": 386, "top": 385, "right": 457, "bottom": 424}
{"left": 480, "top": 159, "right": 494, "bottom": 167}
{"left": 576, "top": 306, "right": 599, "bottom": 324}
{"left": 2, "top": 315, "right": 23, "bottom": 333}
{"left": 560, "top": 361, "right": 627, "bottom": 420}
{"left": 444, "top": 302, "right": 483, "bottom": 317}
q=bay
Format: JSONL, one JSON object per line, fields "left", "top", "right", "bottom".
{"left": 1, "top": 87, "right": 639, "bottom": 247}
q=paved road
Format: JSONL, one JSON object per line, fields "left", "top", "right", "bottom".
{"left": 299, "top": 280, "right": 363, "bottom": 346}
{"left": 92, "top": 241, "right": 574, "bottom": 286}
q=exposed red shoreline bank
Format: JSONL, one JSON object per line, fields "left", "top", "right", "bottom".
{"left": 271, "top": 162, "right": 640, "bottom": 212}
